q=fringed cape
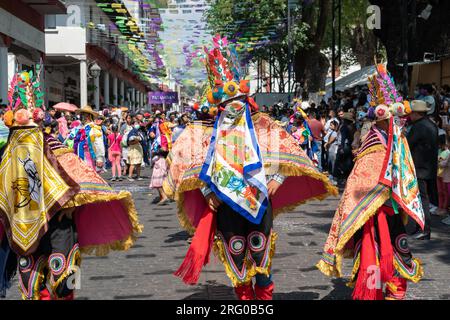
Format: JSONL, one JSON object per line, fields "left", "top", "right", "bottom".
{"left": 0, "top": 126, "right": 143, "bottom": 257}
{"left": 163, "top": 112, "right": 338, "bottom": 235}
{"left": 317, "top": 119, "right": 424, "bottom": 283}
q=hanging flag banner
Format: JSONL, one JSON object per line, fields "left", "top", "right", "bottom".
{"left": 148, "top": 91, "right": 179, "bottom": 104}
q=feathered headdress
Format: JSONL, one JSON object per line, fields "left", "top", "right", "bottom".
{"left": 368, "top": 64, "right": 403, "bottom": 107}
{"left": 4, "top": 64, "right": 45, "bottom": 127}
{"left": 200, "top": 34, "right": 250, "bottom": 106}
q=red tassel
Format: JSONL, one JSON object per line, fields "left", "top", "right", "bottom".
{"left": 174, "top": 208, "right": 216, "bottom": 285}
{"left": 352, "top": 269, "right": 384, "bottom": 300}
{"left": 352, "top": 217, "right": 383, "bottom": 300}
{"left": 378, "top": 207, "right": 394, "bottom": 283}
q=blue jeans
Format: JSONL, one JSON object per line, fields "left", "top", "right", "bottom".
{"left": 316, "top": 141, "right": 323, "bottom": 171}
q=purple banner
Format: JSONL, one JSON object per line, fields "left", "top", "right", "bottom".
{"left": 148, "top": 91, "right": 179, "bottom": 104}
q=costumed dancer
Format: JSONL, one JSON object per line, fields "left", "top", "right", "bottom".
{"left": 72, "top": 106, "right": 106, "bottom": 170}
{"left": 288, "top": 105, "right": 318, "bottom": 164}
{"left": 317, "top": 64, "right": 425, "bottom": 300}
{"left": 164, "top": 35, "right": 338, "bottom": 300}
{"left": 0, "top": 68, "right": 143, "bottom": 300}
{"left": 149, "top": 111, "right": 172, "bottom": 204}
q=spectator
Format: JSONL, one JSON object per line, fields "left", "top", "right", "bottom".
{"left": 127, "top": 121, "right": 145, "bottom": 181}
{"left": 406, "top": 100, "right": 439, "bottom": 240}
{"left": 437, "top": 136, "right": 450, "bottom": 217}
{"left": 108, "top": 124, "right": 123, "bottom": 182}
{"left": 324, "top": 120, "right": 339, "bottom": 185}
{"left": 308, "top": 110, "right": 325, "bottom": 171}
{"left": 417, "top": 84, "right": 436, "bottom": 116}
{"left": 334, "top": 112, "right": 355, "bottom": 188}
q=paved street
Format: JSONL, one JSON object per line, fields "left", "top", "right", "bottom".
{"left": 5, "top": 168, "right": 450, "bottom": 300}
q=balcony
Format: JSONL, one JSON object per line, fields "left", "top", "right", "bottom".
{"left": 21, "top": 0, "right": 67, "bottom": 14}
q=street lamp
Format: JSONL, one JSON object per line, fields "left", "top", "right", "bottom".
{"left": 88, "top": 62, "right": 101, "bottom": 110}
{"left": 89, "top": 62, "right": 101, "bottom": 79}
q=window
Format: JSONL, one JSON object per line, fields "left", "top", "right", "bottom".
{"left": 45, "top": 15, "right": 57, "bottom": 29}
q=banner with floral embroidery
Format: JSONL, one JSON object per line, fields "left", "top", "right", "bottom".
{"left": 199, "top": 100, "right": 268, "bottom": 224}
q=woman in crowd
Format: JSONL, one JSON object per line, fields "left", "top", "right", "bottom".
{"left": 127, "top": 120, "right": 145, "bottom": 181}
{"left": 108, "top": 124, "right": 123, "bottom": 181}
{"left": 121, "top": 114, "right": 133, "bottom": 177}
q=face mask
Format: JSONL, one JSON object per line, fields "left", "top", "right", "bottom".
{"left": 134, "top": 125, "right": 140, "bottom": 130}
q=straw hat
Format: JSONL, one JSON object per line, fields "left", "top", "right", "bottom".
{"left": 410, "top": 100, "right": 430, "bottom": 113}
{"left": 77, "top": 105, "right": 99, "bottom": 118}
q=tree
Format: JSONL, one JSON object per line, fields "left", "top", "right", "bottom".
{"left": 323, "top": 0, "right": 379, "bottom": 68}
{"left": 205, "top": 0, "right": 309, "bottom": 93}
{"left": 369, "top": 0, "right": 450, "bottom": 85}
{"left": 293, "top": 0, "right": 331, "bottom": 94}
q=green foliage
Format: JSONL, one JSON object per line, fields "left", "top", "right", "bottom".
{"left": 205, "top": 0, "right": 309, "bottom": 82}
{"left": 324, "top": 0, "right": 383, "bottom": 67}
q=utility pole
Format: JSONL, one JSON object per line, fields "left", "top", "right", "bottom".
{"left": 401, "top": 0, "right": 409, "bottom": 97}
{"left": 331, "top": 0, "right": 342, "bottom": 96}
{"left": 332, "top": 0, "right": 336, "bottom": 96}
{"left": 287, "top": 0, "right": 292, "bottom": 101}
{"left": 287, "top": 0, "right": 300, "bottom": 101}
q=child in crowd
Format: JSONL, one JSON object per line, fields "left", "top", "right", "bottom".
{"left": 324, "top": 120, "right": 339, "bottom": 185}
{"left": 108, "top": 124, "right": 123, "bottom": 181}
{"left": 438, "top": 138, "right": 450, "bottom": 224}
{"left": 149, "top": 148, "right": 169, "bottom": 205}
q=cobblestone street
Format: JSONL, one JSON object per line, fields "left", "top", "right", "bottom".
{"left": 5, "top": 169, "right": 450, "bottom": 300}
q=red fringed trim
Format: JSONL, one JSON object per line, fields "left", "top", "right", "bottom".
{"left": 378, "top": 207, "right": 394, "bottom": 283}
{"left": 174, "top": 208, "right": 216, "bottom": 285}
{"left": 352, "top": 217, "right": 383, "bottom": 300}
{"left": 352, "top": 270, "right": 384, "bottom": 300}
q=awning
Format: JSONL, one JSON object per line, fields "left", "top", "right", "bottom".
{"left": 325, "top": 65, "right": 376, "bottom": 94}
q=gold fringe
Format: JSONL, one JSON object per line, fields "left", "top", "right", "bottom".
{"left": 64, "top": 191, "right": 144, "bottom": 256}
{"left": 170, "top": 163, "right": 337, "bottom": 234}
{"left": 52, "top": 147, "right": 74, "bottom": 157}
{"left": 354, "top": 145, "right": 386, "bottom": 162}
{"left": 162, "top": 179, "right": 175, "bottom": 199}
{"left": 385, "top": 281, "right": 398, "bottom": 293}
{"left": 176, "top": 178, "right": 206, "bottom": 196}
{"left": 335, "top": 189, "right": 390, "bottom": 252}
{"left": 394, "top": 257, "right": 424, "bottom": 283}
{"left": 213, "top": 232, "right": 278, "bottom": 287}
{"left": 266, "top": 163, "right": 339, "bottom": 217}
{"left": 346, "top": 254, "right": 361, "bottom": 287}
{"left": 316, "top": 259, "right": 341, "bottom": 278}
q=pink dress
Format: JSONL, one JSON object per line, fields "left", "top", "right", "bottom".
{"left": 108, "top": 133, "right": 122, "bottom": 161}
{"left": 150, "top": 156, "right": 168, "bottom": 188}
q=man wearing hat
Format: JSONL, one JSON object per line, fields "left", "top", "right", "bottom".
{"left": 406, "top": 100, "right": 439, "bottom": 240}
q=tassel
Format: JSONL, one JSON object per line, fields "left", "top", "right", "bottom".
{"left": 174, "top": 207, "right": 216, "bottom": 285}
{"left": 352, "top": 269, "right": 384, "bottom": 300}
{"left": 352, "top": 217, "right": 383, "bottom": 300}
{"left": 378, "top": 207, "right": 394, "bottom": 283}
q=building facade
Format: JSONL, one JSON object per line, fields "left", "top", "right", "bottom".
{"left": 0, "top": 0, "right": 66, "bottom": 106}
{"left": 44, "top": 0, "right": 158, "bottom": 111}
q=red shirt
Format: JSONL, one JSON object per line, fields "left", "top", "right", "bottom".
{"left": 308, "top": 119, "right": 324, "bottom": 141}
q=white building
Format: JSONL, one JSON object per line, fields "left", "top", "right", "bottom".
{"left": 0, "top": 0, "right": 66, "bottom": 106}
{"left": 44, "top": 0, "right": 157, "bottom": 111}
